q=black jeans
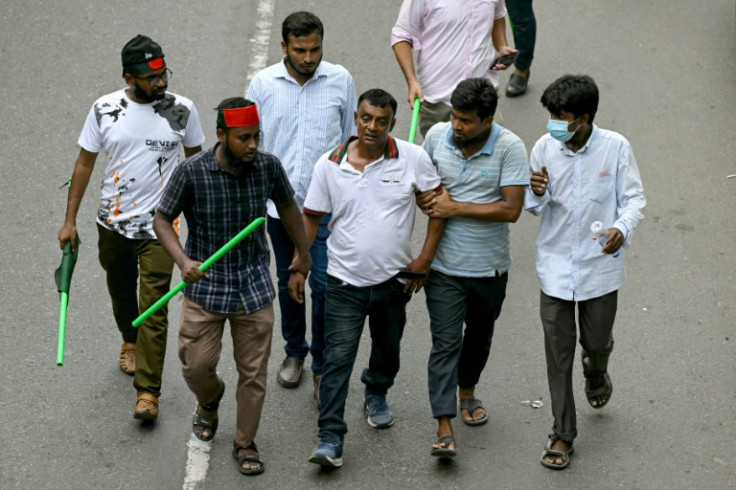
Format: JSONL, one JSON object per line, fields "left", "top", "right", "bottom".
{"left": 506, "top": 0, "right": 536, "bottom": 71}
{"left": 424, "top": 270, "right": 508, "bottom": 419}
{"left": 317, "top": 275, "right": 411, "bottom": 442}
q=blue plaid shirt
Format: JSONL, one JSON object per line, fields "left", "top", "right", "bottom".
{"left": 157, "top": 145, "right": 294, "bottom": 314}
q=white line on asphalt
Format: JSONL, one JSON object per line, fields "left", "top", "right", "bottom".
{"left": 182, "top": 1, "right": 274, "bottom": 489}
{"left": 183, "top": 435, "right": 212, "bottom": 490}
{"left": 246, "top": 0, "right": 276, "bottom": 85}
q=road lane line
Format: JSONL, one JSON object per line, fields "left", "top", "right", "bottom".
{"left": 246, "top": 0, "right": 275, "bottom": 85}
{"left": 183, "top": 435, "right": 212, "bottom": 490}
{"left": 182, "top": 1, "right": 274, "bottom": 488}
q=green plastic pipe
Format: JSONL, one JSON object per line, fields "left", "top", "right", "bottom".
{"left": 408, "top": 98, "right": 421, "bottom": 144}
{"left": 132, "top": 217, "right": 266, "bottom": 328}
{"left": 57, "top": 292, "right": 69, "bottom": 366}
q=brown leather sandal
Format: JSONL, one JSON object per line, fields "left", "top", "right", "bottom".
{"left": 134, "top": 392, "right": 159, "bottom": 421}
{"left": 119, "top": 342, "right": 136, "bottom": 375}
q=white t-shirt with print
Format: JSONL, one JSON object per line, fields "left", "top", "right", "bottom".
{"left": 78, "top": 89, "right": 205, "bottom": 239}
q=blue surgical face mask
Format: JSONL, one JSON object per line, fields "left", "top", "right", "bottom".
{"left": 547, "top": 118, "right": 578, "bottom": 142}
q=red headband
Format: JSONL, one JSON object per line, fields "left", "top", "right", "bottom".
{"left": 221, "top": 105, "right": 260, "bottom": 128}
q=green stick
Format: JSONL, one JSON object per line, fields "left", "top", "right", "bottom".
{"left": 132, "top": 217, "right": 266, "bottom": 328}
{"left": 57, "top": 292, "right": 69, "bottom": 366}
{"left": 408, "top": 98, "right": 421, "bottom": 143}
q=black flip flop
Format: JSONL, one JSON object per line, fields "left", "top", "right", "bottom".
{"left": 431, "top": 435, "right": 457, "bottom": 458}
{"left": 192, "top": 380, "right": 225, "bottom": 442}
{"left": 459, "top": 398, "right": 488, "bottom": 426}
{"left": 232, "top": 440, "right": 264, "bottom": 475}
{"left": 585, "top": 372, "right": 613, "bottom": 409}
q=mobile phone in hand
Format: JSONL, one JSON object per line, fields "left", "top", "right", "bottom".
{"left": 490, "top": 52, "right": 518, "bottom": 69}
{"left": 396, "top": 270, "right": 427, "bottom": 279}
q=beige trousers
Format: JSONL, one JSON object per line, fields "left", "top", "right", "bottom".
{"left": 178, "top": 295, "right": 274, "bottom": 448}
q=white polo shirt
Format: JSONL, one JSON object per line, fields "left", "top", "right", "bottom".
{"left": 304, "top": 136, "right": 441, "bottom": 287}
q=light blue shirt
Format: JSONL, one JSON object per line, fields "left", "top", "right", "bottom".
{"left": 524, "top": 125, "right": 646, "bottom": 301}
{"left": 423, "top": 121, "right": 529, "bottom": 277}
{"left": 246, "top": 58, "right": 357, "bottom": 217}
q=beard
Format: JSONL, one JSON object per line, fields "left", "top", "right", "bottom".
{"left": 132, "top": 82, "right": 166, "bottom": 103}
{"left": 285, "top": 53, "right": 322, "bottom": 79}
{"left": 222, "top": 140, "right": 254, "bottom": 176}
{"left": 453, "top": 128, "right": 491, "bottom": 149}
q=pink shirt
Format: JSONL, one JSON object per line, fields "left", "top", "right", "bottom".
{"left": 391, "top": 0, "right": 507, "bottom": 105}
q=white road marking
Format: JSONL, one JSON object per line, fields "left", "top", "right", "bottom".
{"left": 246, "top": 0, "right": 276, "bottom": 86}
{"left": 182, "top": 1, "right": 274, "bottom": 488}
{"left": 182, "top": 435, "right": 212, "bottom": 490}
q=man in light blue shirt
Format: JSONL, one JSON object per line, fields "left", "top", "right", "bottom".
{"left": 420, "top": 78, "right": 528, "bottom": 459}
{"left": 525, "top": 74, "right": 645, "bottom": 470}
{"left": 246, "top": 11, "right": 356, "bottom": 405}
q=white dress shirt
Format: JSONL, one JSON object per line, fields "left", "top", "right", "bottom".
{"left": 524, "top": 125, "right": 646, "bottom": 301}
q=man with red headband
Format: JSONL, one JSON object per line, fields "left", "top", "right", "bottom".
{"left": 154, "top": 97, "right": 311, "bottom": 476}
{"left": 58, "top": 34, "right": 204, "bottom": 422}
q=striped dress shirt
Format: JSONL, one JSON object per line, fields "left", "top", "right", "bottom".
{"left": 423, "top": 122, "right": 529, "bottom": 277}
{"left": 246, "top": 58, "right": 356, "bottom": 217}
{"left": 524, "top": 125, "right": 646, "bottom": 301}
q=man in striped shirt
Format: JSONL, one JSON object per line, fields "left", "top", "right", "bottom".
{"left": 420, "top": 78, "right": 528, "bottom": 458}
{"left": 246, "top": 12, "right": 356, "bottom": 405}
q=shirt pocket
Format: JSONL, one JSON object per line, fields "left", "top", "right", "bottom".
{"left": 590, "top": 175, "right": 615, "bottom": 203}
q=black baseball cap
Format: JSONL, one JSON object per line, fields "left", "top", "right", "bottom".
{"left": 121, "top": 35, "right": 165, "bottom": 76}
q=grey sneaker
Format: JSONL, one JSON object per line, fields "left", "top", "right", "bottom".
{"left": 364, "top": 395, "right": 395, "bottom": 429}
{"left": 309, "top": 441, "right": 343, "bottom": 468}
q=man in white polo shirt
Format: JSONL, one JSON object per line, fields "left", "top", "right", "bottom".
{"left": 293, "top": 89, "right": 444, "bottom": 468}
{"left": 419, "top": 78, "right": 528, "bottom": 459}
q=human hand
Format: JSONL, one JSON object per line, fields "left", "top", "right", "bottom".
{"left": 402, "top": 259, "right": 430, "bottom": 294}
{"left": 288, "top": 271, "right": 306, "bottom": 304}
{"left": 490, "top": 47, "right": 519, "bottom": 71}
{"left": 58, "top": 222, "right": 77, "bottom": 251}
{"left": 180, "top": 259, "right": 208, "bottom": 284}
{"left": 422, "top": 187, "right": 454, "bottom": 218}
{"left": 601, "top": 227, "right": 624, "bottom": 254}
{"left": 416, "top": 188, "right": 440, "bottom": 210}
{"left": 408, "top": 80, "right": 424, "bottom": 107}
{"left": 530, "top": 166, "right": 549, "bottom": 196}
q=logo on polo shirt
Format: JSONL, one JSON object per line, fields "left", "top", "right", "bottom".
{"left": 382, "top": 174, "right": 400, "bottom": 183}
{"left": 146, "top": 139, "right": 180, "bottom": 152}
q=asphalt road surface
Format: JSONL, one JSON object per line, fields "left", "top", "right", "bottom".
{"left": 0, "top": 1, "right": 734, "bottom": 489}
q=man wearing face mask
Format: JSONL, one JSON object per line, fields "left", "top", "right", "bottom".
{"left": 246, "top": 12, "right": 356, "bottom": 406}
{"left": 154, "top": 98, "right": 311, "bottom": 476}
{"left": 58, "top": 34, "right": 204, "bottom": 421}
{"left": 524, "top": 75, "right": 645, "bottom": 470}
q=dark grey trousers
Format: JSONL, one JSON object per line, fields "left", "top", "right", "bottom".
{"left": 540, "top": 290, "right": 617, "bottom": 442}
{"left": 425, "top": 270, "right": 508, "bottom": 419}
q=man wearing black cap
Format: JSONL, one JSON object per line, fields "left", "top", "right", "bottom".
{"left": 57, "top": 34, "right": 205, "bottom": 422}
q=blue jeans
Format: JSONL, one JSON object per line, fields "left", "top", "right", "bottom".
{"left": 317, "top": 275, "right": 411, "bottom": 442}
{"left": 267, "top": 215, "right": 328, "bottom": 375}
{"left": 506, "top": 0, "right": 536, "bottom": 71}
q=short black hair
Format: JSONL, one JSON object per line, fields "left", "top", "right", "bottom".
{"left": 541, "top": 74, "right": 599, "bottom": 124}
{"left": 282, "top": 11, "right": 324, "bottom": 44}
{"left": 450, "top": 78, "right": 498, "bottom": 120}
{"left": 215, "top": 97, "right": 255, "bottom": 130}
{"left": 358, "top": 89, "right": 398, "bottom": 119}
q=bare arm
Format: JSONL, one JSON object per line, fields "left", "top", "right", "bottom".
{"left": 57, "top": 148, "right": 99, "bottom": 252}
{"left": 424, "top": 185, "right": 525, "bottom": 223}
{"left": 153, "top": 211, "right": 207, "bottom": 284}
{"left": 490, "top": 17, "right": 517, "bottom": 70}
{"left": 392, "top": 40, "right": 424, "bottom": 107}
{"left": 184, "top": 146, "right": 202, "bottom": 158}
{"left": 404, "top": 217, "right": 446, "bottom": 293}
